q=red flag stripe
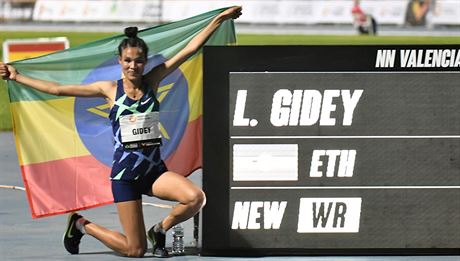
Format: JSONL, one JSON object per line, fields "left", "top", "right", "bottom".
{"left": 21, "top": 155, "right": 113, "bottom": 218}
{"left": 164, "top": 117, "right": 202, "bottom": 176}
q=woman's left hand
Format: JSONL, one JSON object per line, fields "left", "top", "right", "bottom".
{"left": 219, "top": 6, "right": 242, "bottom": 21}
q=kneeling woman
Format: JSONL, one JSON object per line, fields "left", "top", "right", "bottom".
{"left": 0, "top": 6, "right": 242, "bottom": 258}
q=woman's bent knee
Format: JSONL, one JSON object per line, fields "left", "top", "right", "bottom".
{"left": 198, "top": 190, "right": 206, "bottom": 209}
{"left": 190, "top": 190, "right": 206, "bottom": 210}
{"left": 126, "top": 246, "right": 146, "bottom": 257}
{"left": 181, "top": 189, "right": 205, "bottom": 207}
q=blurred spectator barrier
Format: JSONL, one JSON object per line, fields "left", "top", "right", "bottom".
{"left": 430, "top": 0, "right": 460, "bottom": 26}
{"left": 0, "top": 0, "right": 35, "bottom": 21}
{"left": 162, "top": 0, "right": 407, "bottom": 25}
{"left": 161, "top": 0, "right": 459, "bottom": 27}
{"left": 32, "top": 0, "right": 162, "bottom": 23}
{"left": 1, "top": 0, "right": 459, "bottom": 27}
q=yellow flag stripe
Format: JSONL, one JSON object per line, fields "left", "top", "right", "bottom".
{"left": 11, "top": 98, "right": 90, "bottom": 165}
{"left": 180, "top": 54, "right": 203, "bottom": 122}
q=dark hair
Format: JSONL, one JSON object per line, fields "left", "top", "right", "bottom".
{"left": 118, "top": 27, "right": 149, "bottom": 59}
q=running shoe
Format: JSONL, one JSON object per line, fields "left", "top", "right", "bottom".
{"left": 147, "top": 226, "right": 168, "bottom": 258}
{"left": 63, "top": 212, "right": 84, "bottom": 254}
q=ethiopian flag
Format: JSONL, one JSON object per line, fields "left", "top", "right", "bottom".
{"left": 7, "top": 8, "right": 236, "bottom": 218}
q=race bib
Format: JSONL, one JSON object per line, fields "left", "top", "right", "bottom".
{"left": 119, "top": 112, "right": 162, "bottom": 149}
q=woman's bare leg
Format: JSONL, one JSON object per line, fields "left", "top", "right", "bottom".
{"left": 83, "top": 199, "right": 147, "bottom": 257}
{"left": 150, "top": 171, "right": 206, "bottom": 230}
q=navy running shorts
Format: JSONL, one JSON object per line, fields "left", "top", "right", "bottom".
{"left": 111, "top": 165, "right": 167, "bottom": 203}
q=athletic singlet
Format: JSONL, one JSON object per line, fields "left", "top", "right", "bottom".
{"left": 108, "top": 79, "right": 166, "bottom": 181}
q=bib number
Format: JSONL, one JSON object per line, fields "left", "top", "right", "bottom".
{"left": 119, "top": 112, "right": 162, "bottom": 149}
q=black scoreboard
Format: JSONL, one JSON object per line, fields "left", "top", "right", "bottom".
{"left": 202, "top": 46, "right": 460, "bottom": 255}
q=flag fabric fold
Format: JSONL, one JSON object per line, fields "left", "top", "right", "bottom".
{"left": 7, "top": 8, "right": 236, "bottom": 218}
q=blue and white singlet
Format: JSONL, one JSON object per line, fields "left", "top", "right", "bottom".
{"left": 108, "top": 79, "right": 167, "bottom": 181}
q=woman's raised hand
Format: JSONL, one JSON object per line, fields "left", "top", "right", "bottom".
{"left": 0, "top": 62, "right": 17, "bottom": 81}
{"left": 219, "top": 6, "right": 242, "bottom": 21}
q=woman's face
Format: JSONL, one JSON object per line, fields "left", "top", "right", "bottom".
{"left": 119, "top": 46, "right": 146, "bottom": 81}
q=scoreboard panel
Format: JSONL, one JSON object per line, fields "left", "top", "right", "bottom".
{"left": 202, "top": 46, "right": 460, "bottom": 255}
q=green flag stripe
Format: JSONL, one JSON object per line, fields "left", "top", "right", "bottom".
{"left": 8, "top": 81, "right": 66, "bottom": 102}
{"left": 7, "top": 7, "right": 235, "bottom": 102}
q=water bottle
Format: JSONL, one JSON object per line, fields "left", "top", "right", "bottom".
{"left": 171, "top": 223, "right": 185, "bottom": 255}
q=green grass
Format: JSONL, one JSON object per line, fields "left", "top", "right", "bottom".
{"left": 1, "top": 31, "right": 460, "bottom": 130}
{"left": 0, "top": 86, "right": 9, "bottom": 130}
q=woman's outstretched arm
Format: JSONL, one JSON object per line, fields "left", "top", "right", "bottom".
{"left": 0, "top": 62, "right": 113, "bottom": 98}
{"left": 144, "top": 6, "right": 242, "bottom": 88}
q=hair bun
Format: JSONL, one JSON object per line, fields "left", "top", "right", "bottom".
{"left": 124, "top": 27, "right": 138, "bottom": 38}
